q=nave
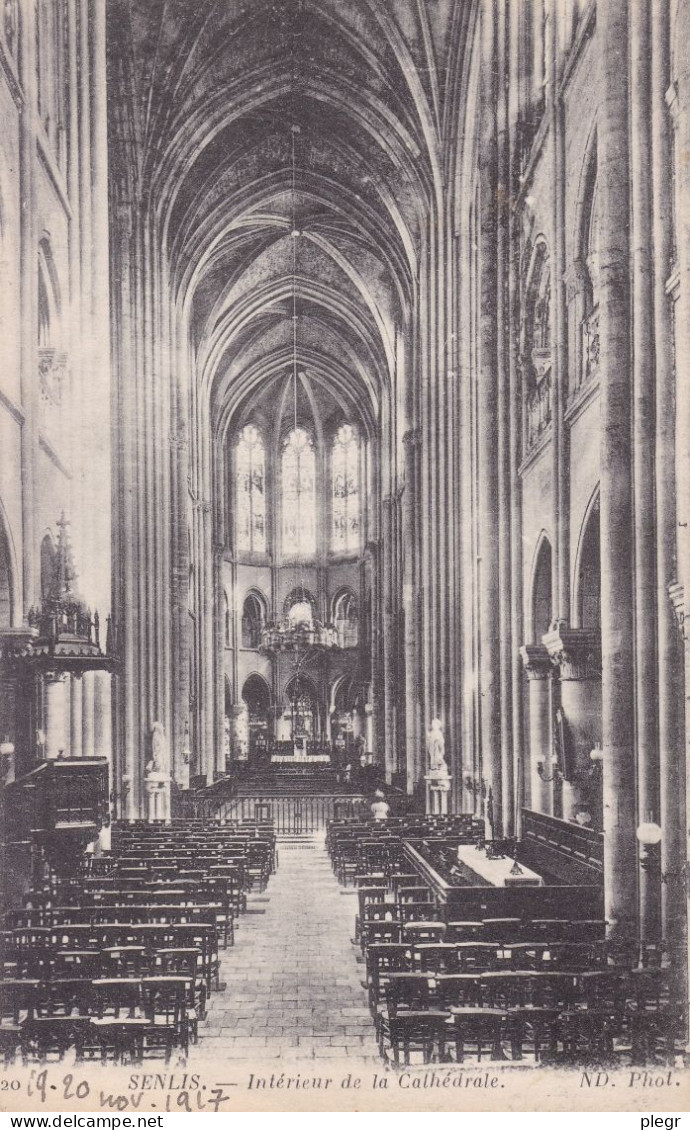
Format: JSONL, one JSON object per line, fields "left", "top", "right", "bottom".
{"left": 198, "top": 836, "right": 378, "bottom": 1065}
{"left": 1, "top": 812, "right": 685, "bottom": 1072}
{"left": 1, "top": 0, "right": 690, "bottom": 1094}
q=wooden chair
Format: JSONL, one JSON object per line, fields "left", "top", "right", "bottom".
{"left": 402, "top": 921, "right": 447, "bottom": 945}
{"left": 142, "top": 977, "right": 190, "bottom": 1061}
{"left": 365, "top": 943, "right": 412, "bottom": 1013}
{"left": 506, "top": 1006, "right": 561, "bottom": 1062}
{"left": 80, "top": 978, "right": 148, "bottom": 1065}
{"left": 387, "top": 1010, "right": 451, "bottom": 1066}
{"left": 378, "top": 972, "right": 450, "bottom": 1066}
{"left": 449, "top": 1007, "right": 507, "bottom": 1062}
{"left": 0, "top": 980, "right": 37, "bottom": 1065}
{"left": 21, "top": 978, "right": 92, "bottom": 1065}
{"left": 481, "top": 918, "right": 523, "bottom": 942}
{"left": 414, "top": 943, "right": 464, "bottom": 975}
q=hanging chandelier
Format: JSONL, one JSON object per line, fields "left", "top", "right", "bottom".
{"left": 259, "top": 125, "right": 339, "bottom": 661}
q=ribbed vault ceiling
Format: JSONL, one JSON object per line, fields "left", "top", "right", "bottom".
{"left": 108, "top": 0, "right": 470, "bottom": 438}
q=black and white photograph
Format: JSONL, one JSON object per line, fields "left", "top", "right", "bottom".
{"left": 0, "top": 0, "right": 689, "bottom": 1116}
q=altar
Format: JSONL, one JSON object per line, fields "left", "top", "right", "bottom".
{"left": 271, "top": 750, "right": 330, "bottom": 763}
{"left": 455, "top": 845, "right": 543, "bottom": 887}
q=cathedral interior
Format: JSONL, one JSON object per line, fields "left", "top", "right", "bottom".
{"left": 0, "top": 0, "right": 690, "bottom": 1075}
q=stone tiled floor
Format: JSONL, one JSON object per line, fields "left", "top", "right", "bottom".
{"left": 195, "top": 834, "right": 380, "bottom": 1064}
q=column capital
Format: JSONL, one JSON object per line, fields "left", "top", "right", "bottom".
{"left": 44, "top": 670, "right": 69, "bottom": 686}
{"left": 519, "top": 643, "right": 552, "bottom": 680}
{"left": 542, "top": 625, "right": 601, "bottom": 680}
{"left": 402, "top": 428, "right": 420, "bottom": 449}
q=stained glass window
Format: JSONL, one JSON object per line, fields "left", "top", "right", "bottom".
{"left": 281, "top": 427, "right": 316, "bottom": 557}
{"left": 332, "top": 424, "right": 360, "bottom": 553}
{"left": 236, "top": 425, "right": 266, "bottom": 554}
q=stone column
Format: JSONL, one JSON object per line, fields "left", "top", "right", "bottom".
{"left": 631, "top": 0, "right": 661, "bottom": 947}
{"left": 44, "top": 674, "right": 69, "bottom": 760}
{"left": 82, "top": 671, "right": 95, "bottom": 756}
{"left": 477, "top": 0, "right": 503, "bottom": 834}
{"left": 18, "top": 0, "right": 38, "bottom": 610}
{"left": 496, "top": 0, "right": 514, "bottom": 837}
{"left": 548, "top": 4, "right": 570, "bottom": 624}
{"left": 508, "top": 0, "right": 524, "bottom": 839}
{"left": 597, "top": 0, "right": 637, "bottom": 941}
{"left": 653, "top": 1, "right": 686, "bottom": 973}
{"left": 519, "top": 645, "right": 552, "bottom": 816}
{"left": 669, "top": 0, "right": 690, "bottom": 990}
{"left": 402, "top": 429, "right": 422, "bottom": 793}
{"left": 69, "top": 675, "right": 83, "bottom": 757}
{"left": 381, "top": 497, "right": 397, "bottom": 781}
{"left": 94, "top": 673, "right": 112, "bottom": 759}
{"left": 544, "top": 626, "right": 602, "bottom": 826}
{"left": 94, "top": 673, "right": 112, "bottom": 850}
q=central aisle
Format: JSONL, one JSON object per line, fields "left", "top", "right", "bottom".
{"left": 196, "top": 834, "right": 381, "bottom": 1065}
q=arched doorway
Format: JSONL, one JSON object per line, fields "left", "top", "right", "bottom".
{"left": 241, "top": 674, "right": 271, "bottom": 765}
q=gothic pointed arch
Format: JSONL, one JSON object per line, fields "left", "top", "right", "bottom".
{"left": 241, "top": 589, "right": 268, "bottom": 649}
{"left": 332, "top": 588, "right": 359, "bottom": 648}
{"left": 573, "top": 489, "right": 601, "bottom": 632}
{"left": 529, "top": 533, "right": 553, "bottom": 644}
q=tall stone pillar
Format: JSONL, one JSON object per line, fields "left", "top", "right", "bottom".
{"left": 477, "top": 0, "right": 503, "bottom": 835}
{"left": 45, "top": 674, "right": 69, "bottom": 760}
{"left": 653, "top": 0, "right": 687, "bottom": 974}
{"left": 597, "top": 0, "right": 637, "bottom": 941}
{"left": 543, "top": 627, "right": 602, "bottom": 827}
{"left": 381, "top": 497, "right": 397, "bottom": 781}
{"left": 18, "top": 0, "right": 38, "bottom": 610}
{"left": 668, "top": 0, "right": 690, "bottom": 997}
{"left": 631, "top": 0, "right": 661, "bottom": 947}
{"left": 507, "top": 0, "right": 524, "bottom": 840}
{"left": 519, "top": 645, "right": 552, "bottom": 816}
{"left": 402, "top": 429, "right": 422, "bottom": 793}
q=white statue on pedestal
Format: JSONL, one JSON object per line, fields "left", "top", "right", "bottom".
{"left": 425, "top": 718, "right": 451, "bottom": 814}
{"left": 145, "top": 721, "right": 171, "bottom": 823}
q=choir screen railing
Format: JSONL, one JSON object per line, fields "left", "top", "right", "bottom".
{"left": 215, "top": 793, "right": 366, "bottom": 833}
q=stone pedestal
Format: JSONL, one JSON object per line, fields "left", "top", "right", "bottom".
{"left": 425, "top": 773, "right": 451, "bottom": 815}
{"left": 543, "top": 626, "right": 602, "bottom": 826}
{"left": 144, "top": 771, "right": 171, "bottom": 824}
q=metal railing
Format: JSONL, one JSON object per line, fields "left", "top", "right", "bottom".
{"left": 216, "top": 793, "right": 367, "bottom": 833}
